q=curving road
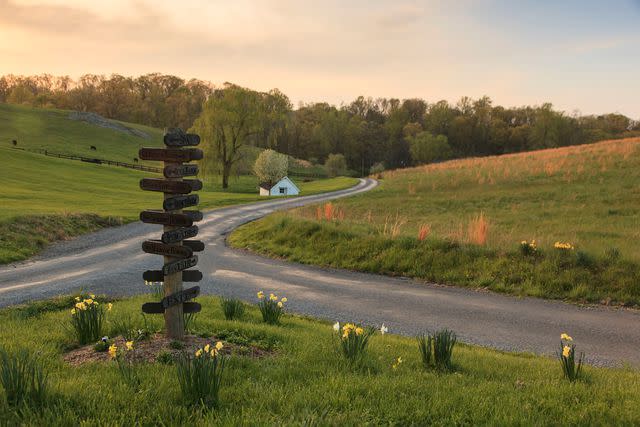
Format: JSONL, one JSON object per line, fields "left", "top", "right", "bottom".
{"left": 1, "top": 178, "right": 639, "bottom": 366}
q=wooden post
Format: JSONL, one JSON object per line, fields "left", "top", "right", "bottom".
{"left": 139, "top": 129, "right": 203, "bottom": 341}
{"left": 163, "top": 164, "right": 184, "bottom": 340}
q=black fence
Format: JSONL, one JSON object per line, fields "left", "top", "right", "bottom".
{"left": 10, "top": 146, "right": 162, "bottom": 173}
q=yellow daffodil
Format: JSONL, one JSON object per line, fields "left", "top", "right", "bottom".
{"left": 269, "top": 293, "right": 278, "bottom": 301}
{"left": 75, "top": 302, "right": 87, "bottom": 310}
{"left": 125, "top": 341, "right": 134, "bottom": 351}
{"left": 204, "top": 344, "right": 210, "bottom": 353}
{"left": 561, "top": 333, "right": 573, "bottom": 341}
{"left": 215, "top": 341, "right": 224, "bottom": 351}
{"left": 277, "top": 301, "right": 283, "bottom": 308}
{"left": 84, "top": 298, "right": 94, "bottom": 305}
{"left": 107, "top": 303, "right": 113, "bottom": 311}
{"left": 257, "top": 291, "right": 264, "bottom": 299}
{"left": 562, "top": 345, "right": 571, "bottom": 358}
{"left": 90, "top": 294, "right": 95, "bottom": 299}
{"left": 355, "top": 327, "right": 364, "bottom": 336}
{"left": 108, "top": 344, "right": 117, "bottom": 359}
{"left": 281, "top": 297, "right": 287, "bottom": 303}
{"left": 195, "top": 349, "right": 203, "bottom": 358}
{"left": 75, "top": 296, "right": 81, "bottom": 302}
{"left": 70, "top": 308, "right": 76, "bottom": 315}
{"left": 210, "top": 349, "right": 217, "bottom": 357}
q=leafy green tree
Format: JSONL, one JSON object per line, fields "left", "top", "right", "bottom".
{"left": 408, "top": 132, "right": 453, "bottom": 165}
{"left": 253, "top": 149, "right": 288, "bottom": 184}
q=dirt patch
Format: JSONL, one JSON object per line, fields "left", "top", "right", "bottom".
{"left": 68, "top": 111, "right": 150, "bottom": 139}
{"left": 63, "top": 334, "right": 272, "bottom": 366}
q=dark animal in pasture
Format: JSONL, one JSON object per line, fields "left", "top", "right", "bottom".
{"left": 133, "top": 158, "right": 139, "bottom": 163}
{"left": 12, "top": 139, "right": 17, "bottom": 146}
{"left": 90, "top": 145, "right": 97, "bottom": 150}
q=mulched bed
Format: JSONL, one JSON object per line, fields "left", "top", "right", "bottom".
{"left": 64, "top": 334, "right": 272, "bottom": 366}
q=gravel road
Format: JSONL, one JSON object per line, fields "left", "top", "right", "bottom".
{"left": 1, "top": 178, "right": 638, "bottom": 366}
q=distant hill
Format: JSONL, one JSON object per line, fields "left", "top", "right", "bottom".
{"left": 0, "top": 103, "right": 164, "bottom": 164}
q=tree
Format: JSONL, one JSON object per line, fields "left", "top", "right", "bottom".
{"left": 324, "top": 153, "right": 347, "bottom": 177}
{"left": 408, "top": 132, "right": 452, "bottom": 165}
{"left": 191, "top": 84, "right": 264, "bottom": 188}
{"left": 253, "top": 149, "right": 288, "bottom": 184}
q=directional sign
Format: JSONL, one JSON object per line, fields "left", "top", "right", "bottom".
{"left": 163, "top": 194, "right": 199, "bottom": 211}
{"left": 140, "top": 210, "right": 193, "bottom": 227}
{"left": 163, "top": 256, "right": 198, "bottom": 276}
{"left": 140, "top": 179, "right": 202, "bottom": 194}
{"left": 139, "top": 148, "right": 203, "bottom": 163}
{"left": 183, "top": 210, "right": 203, "bottom": 222}
{"left": 142, "top": 301, "right": 201, "bottom": 314}
{"left": 163, "top": 132, "right": 201, "bottom": 147}
{"left": 183, "top": 240, "right": 205, "bottom": 252}
{"left": 164, "top": 164, "right": 199, "bottom": 178}
{"left": 161, "top": 286, "right": 200, "bottom": 309}
{"left": 142, "top": 240, "right": 193, "bottom": 258}
{"left": 143, "top": 270, "right": 203, "bottom": 282}
{"left": 161, "top": 225, "right": 198, "bottom": 244}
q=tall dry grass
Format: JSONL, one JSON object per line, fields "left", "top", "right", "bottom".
{"left": 467, "top": 212, "right": 489, "bottom": 246}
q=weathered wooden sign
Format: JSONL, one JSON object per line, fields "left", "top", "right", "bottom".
{"left": 142, "top": 301, "right": 202, "bottom": 314}
{"left": 143, "top": 269, "right": 203, "bottom": 282}
{"left": 140, "top": 211, "right": 193, "bottom": 227}
{"left": 163, "top": 194, "right": 199, "bottom": 211}
{"left": 183, "top": 210, "right": 203, "bottom": 222}
{"left": 161, "top": 225, "right": 199, "bottom": 244}
{"left": 140, "top": 178, "right": 202, "bottom": 194}
{"left": 183, "top": 240, "right": 205, "bottom": 252}
{"left": 163, "top": 132, "right": 201, "bottom": 147}
{"left": 164, "top": 164, "right": 199, "bottom": 178}
{"left": 163, "top": 255, "right": 198, "bottom": 276}
{"left": 139, "top": 147, "right": 203, "bottom": 163}
{"left": 142, "top": 240, "right": 193, "bottom": 258}
{"left": 161, "top": 286, "right": 200, "bottom": 309}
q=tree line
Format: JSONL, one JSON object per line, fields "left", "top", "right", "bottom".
{"left": 2, "top": 74, "right": 639, "bottom": 183}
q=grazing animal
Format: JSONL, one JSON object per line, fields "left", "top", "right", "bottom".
{"left": 133, "top": 158, "right": 139, "bottom": 163}
{"left": 12, "top": 139, "right": 17, "bottom": 146}
{"left": 90, "top": 145, "right": 97, "bottom": 151}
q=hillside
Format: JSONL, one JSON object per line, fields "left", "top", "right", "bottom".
{"left": 230, "top": 138, "right": 640, "bottom": 305}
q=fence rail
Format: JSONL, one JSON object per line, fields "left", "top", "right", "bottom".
{"left": 10, "top": 146, "right": 162, "bottom": 173}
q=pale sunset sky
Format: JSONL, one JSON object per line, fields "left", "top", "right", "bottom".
{"left": 1, "top": 0, "right": 639, "bottom": 117}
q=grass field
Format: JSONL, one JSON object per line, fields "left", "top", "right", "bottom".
{"left": 230, "top": 138, "right": 640, "bottom": 305}
{"left": 0, "top": 294, "right": 638, "bottom": 425}
{"left": 0, "top": 103, "right": 356, "bottom": 264}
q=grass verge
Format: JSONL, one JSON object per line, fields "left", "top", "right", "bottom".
{"left": 0, "top": 295, "right": 639, "bottom": 424}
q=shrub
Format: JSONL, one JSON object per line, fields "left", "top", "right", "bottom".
{"left": 257, "top": 291, "right": 287, "bottom": 325}
{"left": 0, "top": 348, "right": 48, "bottom": 406}
{"left": 70, "top": 295, "right": 109, "bottom": 345}
{"left": 176, "top": 342, "right": 226, "bottom": 407}
{"left": 221, "top": 298, "right": 245, "bottom": 320}
{"left": 334, "top": 322, "right": 375, "bottom": 364}
{"left": 369, "top": 162, "right": 385, "bottom": 175}
{"left": 417, "top": 329, "right": 457, "bottom": 371}
{"left": 110, "top": 341, "right": 140, "bottom": 389}
{"left": 324, "top": 153, "right": 347, "bottom": 177}
{"left": 559, "top": 333, "right": 584, "bottom": 382}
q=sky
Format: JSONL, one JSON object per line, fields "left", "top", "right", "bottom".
{"left": 1, "top": 0, "right": 639, "bottom": 117}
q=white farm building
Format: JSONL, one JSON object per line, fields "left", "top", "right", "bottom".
{"left": 259, "top": 176, "right": 300, "bottom": 196}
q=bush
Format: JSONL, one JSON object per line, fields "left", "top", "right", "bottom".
{"left": 334, "top": 322, "right": 375, "bottom": 365}
{"left": 417, "top": 329, "right": 456, "bottom": 371}
{"left": 221, "top": 298, "right": 246, "bottom": 320}
{"left": 0, "top": 348, "right": 48, "bottom": 406}
{"left": 176, "top": 342, "right": 226, "bottom": 407}
{"left": 369, "top": 162, "right": 385, "bottom": 175}
{"left": 257, "top": 291, "right": 287, "bottom": 325}
{"left": 70, "top": 295, "right": 109, "bottom": 345}
{"left": 324, "top": 154, "right": 347, "bottom": 178}
{"left": 408, "top": 132, "right": 453, "bottom": 165}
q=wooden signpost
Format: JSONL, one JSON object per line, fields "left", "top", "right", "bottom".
{"left": 139, "top": 129, "right": 204, "bottom": 339}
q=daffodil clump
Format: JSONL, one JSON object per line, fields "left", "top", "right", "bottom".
{"left": 109, "top": 340, "right": 139, "bottom": 389}
{"left": 333, "top": 322, "right": 375, "bottom": 364}
{"left": 145, "top": 280, "right": 164, "bottom": 299}
{"left": 177, "top": 342, "right": 226, "bottom": 407}
{"left": 519, "top": 239, "right": 538, "bottom": 256}
{"left": 559, "top": 333, "right": 583, "bottom": 382}
{"left": 70, "top": 294, "right": 111, "bottom": 345}
{"left": 257, "top": 291, "right": 287, "bottom": 325}
{"left": 554, "top": 241, "right": 575, "bottom": 251}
